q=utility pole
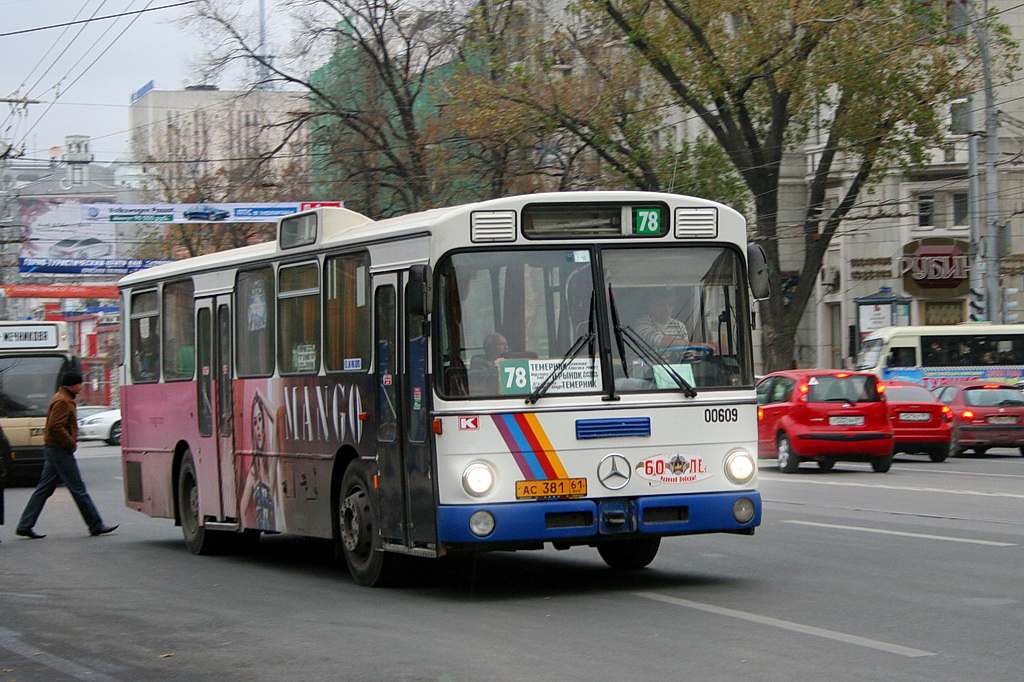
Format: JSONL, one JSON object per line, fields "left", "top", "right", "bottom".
{"left": 256, "top": 0, "right": 272, "bottom": 90}
{"left": 976, "top": 0, "right": 1002, "bottom": 322}
{"left": 0, "top": 96, "right": 40, "bottom": 319}
{"left": 967, "top": 92, "right": 986, "bottom": 321}
{"left": 1, "top": 96, "right": 42, "bottom": 160}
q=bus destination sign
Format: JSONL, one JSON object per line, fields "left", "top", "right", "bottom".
{"left": 0, "top": 325, "right": 58, "bottom": 349}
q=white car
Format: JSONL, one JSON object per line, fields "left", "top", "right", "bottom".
{"left": 78, "top": 408, "right": 122, "bottom": 446}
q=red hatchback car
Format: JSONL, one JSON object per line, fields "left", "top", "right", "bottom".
{"left": 934, "top": 382, "right": 1024, "bottom": 457}
{"left": 756, "top": 370, "right": 894, "bottom": 473}
{"left": 884, "top": 381, "right": 953, "bottom": 462}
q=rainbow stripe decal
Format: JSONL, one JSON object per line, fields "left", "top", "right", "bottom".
{"left": 492, "top": 413, "right": 568, "bottom": 480}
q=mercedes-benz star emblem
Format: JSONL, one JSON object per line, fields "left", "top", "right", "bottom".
{"left": 597, "top": 453, "right": 631, "bottom": 490}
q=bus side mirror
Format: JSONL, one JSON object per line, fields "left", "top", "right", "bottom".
{"left": 747, "top": 243, "right": 771, "bottom": 301}
{"left": 407, "top": 265, "right": 432, "bottom": 319}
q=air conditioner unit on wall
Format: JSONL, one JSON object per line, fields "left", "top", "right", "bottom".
{"left": 819, "top": 266, "right": 840, "bottom": 289}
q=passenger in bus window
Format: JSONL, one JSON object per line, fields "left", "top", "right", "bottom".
{"left": 134, "top": 335, "right": 159, "bottom": 381}
{"left": 471, "top": 333, "right": 509, "bottom": 370}
{"left": 634, "top": 289, "right": 690, "bottom": 350}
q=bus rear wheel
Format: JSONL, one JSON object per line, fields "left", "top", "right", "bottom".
{"left": 177, "top": 450, "right": 224, "bottom": 555}
{"left": 597, "top": 537, "right": 661, "bottom": 570}
{"left": 336, "top": 463, "right": 397, "bottom": 587}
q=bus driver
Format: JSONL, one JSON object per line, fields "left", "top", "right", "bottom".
{"left": 634, "top": 288, "right": 689, "bottom": 350}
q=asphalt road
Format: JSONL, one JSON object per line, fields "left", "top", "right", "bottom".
{"left": 2, "top": 443, "right": 1024, "bottom": 681}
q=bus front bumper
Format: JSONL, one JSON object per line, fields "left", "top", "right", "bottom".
{"left": 436, "top": 490, "right": 761, "bottom": 544}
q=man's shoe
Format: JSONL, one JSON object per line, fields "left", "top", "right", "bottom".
{"left": 90, "top": 524, "right": 118, "bottom": 537}
{"left": 16, "top": 528, "right": 46, "bottom": 539}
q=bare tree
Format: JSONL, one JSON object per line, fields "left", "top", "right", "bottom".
{"left": 191, "top": 0, "right": 484, "bottom": 217}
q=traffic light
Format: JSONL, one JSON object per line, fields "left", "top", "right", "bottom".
{"left": 969, "top": 287, "right": 986, "bottom": 321}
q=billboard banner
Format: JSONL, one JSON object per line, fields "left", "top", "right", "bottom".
{"left": 19, "top": 257, "right": 171, "bottom": 276}
{"left": 80, "top": 201, "right": 343, "bottom": 224}
{"left": 20, "top": 199, "right": 118, "bottom": 261}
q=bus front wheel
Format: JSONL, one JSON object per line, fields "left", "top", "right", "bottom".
{"left": 597, "top": 537, "right": 661, "bottom": 570}
{"left": 177, "top": 450, "right": 223, "bottom": 555}
{"left": 336, "top": 463, "right": 397, "bottom": 587}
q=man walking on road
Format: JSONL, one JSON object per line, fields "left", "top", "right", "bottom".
{"left": 15, "top": 370, "right": 117, "bottom": 539}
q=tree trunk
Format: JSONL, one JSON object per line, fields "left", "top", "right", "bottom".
{"left": 759, "top": 300, "right": 798, "bottom": 371}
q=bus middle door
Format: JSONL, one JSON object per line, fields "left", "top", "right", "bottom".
{"left": 214, "top": 296, "right": 237, "bottom": 521}
{"left": 194, "top": 298, "right": 225, "bottom": 521}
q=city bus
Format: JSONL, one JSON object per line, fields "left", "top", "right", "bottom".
{"left": 856, "top": 323, "right": 1024, "bottom": 388}
{"left": 119, "top": 191, "right": 770, "bottom": 586}
{"left": 0, "top": 320, "right": 80, "bottom": 481}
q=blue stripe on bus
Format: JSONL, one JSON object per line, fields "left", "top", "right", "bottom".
{"left": 498, "top": 413, "right": 547, "bottom": 479}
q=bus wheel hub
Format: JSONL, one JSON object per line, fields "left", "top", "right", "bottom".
{"left": 340, "top": 492, "right": 370, "bottom": 554}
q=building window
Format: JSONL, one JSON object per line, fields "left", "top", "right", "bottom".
{"left": 949, "top": 98, "right": 969, "bottom": 135}
{"left": 324, "top": 252, "right": 370, "bottom": 372}
{"left": 278, "top": 263, "right": 320, "bottom": 374}
{"left": 953, "top": 192, "right": 969, "bottom": 227}
{"left": 236, "top": 268, "right": 276, "bottom": 377}
{"left": 130, "top": 291, "right": 160, "bottom": 383}
{"left": 917, "top": 195, "right": 935, "bottom": 228}
{"left": 162, "top": 280, "right": 195, "bottom": 381}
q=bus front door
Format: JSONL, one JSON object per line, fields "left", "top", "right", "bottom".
{"left": 373, "top": 271, "right": 436, "bottom": 551}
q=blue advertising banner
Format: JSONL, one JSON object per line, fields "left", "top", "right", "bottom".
{"left": 19, "top": 257, "right": 172, "bottom": 275}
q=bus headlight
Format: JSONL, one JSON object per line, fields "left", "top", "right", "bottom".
{"left": 462, "top": 461, "right": 495, "bottom": 497}
{"left": 724, "top": 450, "right": 756, "bottom": 485}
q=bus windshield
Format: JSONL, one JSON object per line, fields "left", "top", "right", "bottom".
{"left": 0, "top": 356, "right": 66, "bottom": 417}
{"left": 603, "top": 246, "right": 750, "bottom": 392}
{"left": 855, "top": 338, "right": 884, "bottom": 370}
{"left": 437, "top": 245, "right": 751, "bottom": 398}
{"left": 438, "top": 249, "right": 599, "bottom": 399}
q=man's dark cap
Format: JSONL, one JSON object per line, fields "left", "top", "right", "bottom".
{"left": 62, "top": 371, "right": 84, "bottom": 386}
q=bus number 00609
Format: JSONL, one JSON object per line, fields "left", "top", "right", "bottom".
{"left": 704, "top": 408, "right": 739, "bottom": 423}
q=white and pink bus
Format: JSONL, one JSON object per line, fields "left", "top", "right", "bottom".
{"left": 119, "top": 192, "right": 769, "bottom": 586}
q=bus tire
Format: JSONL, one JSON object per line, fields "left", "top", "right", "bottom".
{"left": 337, "top": 462, "right": 397, "bottom": 587}
{"left": 777, "top": 434, "right": 799, "bottom": 473}
{"left": 870, "top": 456, "right": 893, "bottom": 473}
{"left": 597, "top": 537, "right": 661, "bottom": 570}
{"left": 177, "top": 450, "right": 223, "bottom": 555}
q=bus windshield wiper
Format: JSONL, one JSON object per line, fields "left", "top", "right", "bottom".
{"left": 608, "top": 283, "right": 698, "bottom": 398}
{"left": 526, "top": 291, "right": 597, "bottom": 405}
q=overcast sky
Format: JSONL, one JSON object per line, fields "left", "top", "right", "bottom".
{"left": 1, "top": 0, "right": 278, "bottom": 162}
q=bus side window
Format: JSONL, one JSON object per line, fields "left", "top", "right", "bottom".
{"left": 163, "top": 280, "right": 195, "bottom": 381}
{"left": 130, "top": 290, "right": 160, "bottom": 383}
{"left": 888, "top": 347, "right": 917, "bottom": 368}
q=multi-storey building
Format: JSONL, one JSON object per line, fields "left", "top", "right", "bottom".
{"left": 128, "top": 84, "right": 308, "bottom": 193}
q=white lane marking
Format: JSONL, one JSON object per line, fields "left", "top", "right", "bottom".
{"left": 845, "top": 463, "right": 1024, "bottom": 479}
{"left": 760, "top": 474, "right": 1024, "bottom": 499}
{"left": 633, "top": 592, "right": 934, "bottom": 658}
{"left": 0, "top": 592, "right": 47, "bottom": 600}
{"left": 0, "top": 627, "right": 119, "bottom": 681}
{"left": 782, "top": 520, "right": 1017, "bottom": 547}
